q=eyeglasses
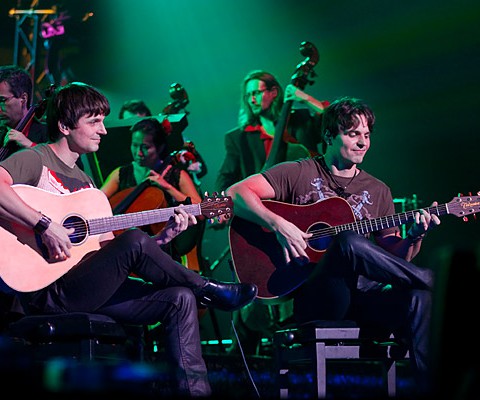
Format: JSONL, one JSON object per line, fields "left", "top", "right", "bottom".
{"left": 0, "top": 95, "right": 16, "bottom": 106}
{"left": 245, "top": 88, "right": 269, "bottom": 99}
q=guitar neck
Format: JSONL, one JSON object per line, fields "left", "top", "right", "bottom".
{"left": 342, "top": 203, "right": 449, "bottom": 236}
{"left": 87, "top": 203, "right": 201, "bottom": 235}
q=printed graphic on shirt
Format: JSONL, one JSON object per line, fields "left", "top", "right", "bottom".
{"left": 298, "top": 176, "right": 374, "bottom": 221}
{"left": 37, "top": 166, "right": 93, "bottom": 194}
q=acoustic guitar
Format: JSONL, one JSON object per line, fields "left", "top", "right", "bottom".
{"left": 0, "top": 185, "right": 233, "bottom": 293}
{"left": 229, "top": 194, "right": 480, "bottom": 305}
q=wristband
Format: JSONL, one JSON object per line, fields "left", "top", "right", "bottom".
{"left": 34, "top": 214, "right": 52, "bottom": 234}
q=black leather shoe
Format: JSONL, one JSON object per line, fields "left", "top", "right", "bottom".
{"left": 197, "top": 279, "right": 257, "bottom": 312}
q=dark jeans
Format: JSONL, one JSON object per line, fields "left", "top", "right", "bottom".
{"left": 293, "top": 231, "right": 433, "bottom": 395}
{"left": 24, "top": 229, "right": 211, "bottom": 397}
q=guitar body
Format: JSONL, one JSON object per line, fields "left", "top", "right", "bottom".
{"left": 229, "top": 197, "right": 354, "bottom": 304}
{"left": 0, "top": 185, "right": 233, "bottom": 293}
{"left": 229, "top": 193, "right": 478, "bottom": 304}
{"left": 0, "top": 186, "right": 111, "bottom": 292}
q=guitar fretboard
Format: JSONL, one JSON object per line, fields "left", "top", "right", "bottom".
{"left": 333, "top": 204, "right": 449, "bottom": 236}
{"left": 88, "top": 203, "right": 202, "bottom": 235}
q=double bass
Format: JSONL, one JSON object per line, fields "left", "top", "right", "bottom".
{"left": 263, "top": 41, "right": 319, "bottom": 170}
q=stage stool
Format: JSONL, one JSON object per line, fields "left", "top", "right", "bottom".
{"left": 7, "top": 312, "right": 145, "bottom": 363}
{"left": 273, "top": 320, "right": 409, "bottom": 399}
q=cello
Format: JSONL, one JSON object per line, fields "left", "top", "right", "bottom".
{"left": 106, "top": 137, "right": 204, "bottom": 276}
{"left": 108, "top": 179, "right": 168, "bottom": 236}
{"left": 263, "top": 41, "right": 319, "bottom": 170}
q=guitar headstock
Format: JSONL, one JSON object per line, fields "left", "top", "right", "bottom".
{"left": 201, "top": 192, "right": 234, "bottom": 222}
{"left": 449, "top": 192, "right": 480, "bottom": 222}
{"left": 448, "top": 191, "right": 480, "bottom": 222}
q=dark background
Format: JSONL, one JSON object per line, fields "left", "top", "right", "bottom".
{"left": 1, "top": 1, "right": 479, "bottom": 339}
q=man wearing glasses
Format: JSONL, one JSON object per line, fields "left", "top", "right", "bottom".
{"left": 215, "top": 69, "right": 328, "bottom": 194}
{"left": 0, "top": 65, "right": 49, "bottom": 159}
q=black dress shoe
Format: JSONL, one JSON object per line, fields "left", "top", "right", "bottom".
{"left": 197, "top": 279, "right": 257, "bottom": 312}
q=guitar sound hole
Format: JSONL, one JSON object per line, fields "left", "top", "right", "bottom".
{"left": 306, "top": 222, "right": 331, "bottom": 252}
{"left": 63, "top": 215, "right": 88, "bottom": 245}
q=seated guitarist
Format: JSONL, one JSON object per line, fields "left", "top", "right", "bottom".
{"left": 0, "top": 82, "right": 257, "bottom": 397}
{"left": 227, "top": 96, "right": 440, "bottom": 397}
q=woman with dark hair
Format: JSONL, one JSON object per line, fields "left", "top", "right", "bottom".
{"left": 101, "top": 116, "right": 204, "bottom": 263}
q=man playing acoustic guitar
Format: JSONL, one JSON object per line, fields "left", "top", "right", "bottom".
{"left": 0, "top": 82, "right": 257, "bottom": 397}
{"left": 227, "top": 96, "right": 440, "bottom": 397}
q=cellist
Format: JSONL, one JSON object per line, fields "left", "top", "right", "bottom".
{"left": 0, "top": 65, "right": 49, "bottom": 160}
{"left": 101, "top": 117, "right": 204, "bottom": 267}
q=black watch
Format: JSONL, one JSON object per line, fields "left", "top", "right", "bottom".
{"left": 34, "top": 214, "right": 52, "bottom": 234}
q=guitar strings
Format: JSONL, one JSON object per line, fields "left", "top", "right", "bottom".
{"left": 304, "top": 203, "right": 448, "bottom": 240}
{"left": 45, "top": 202, "right": 210, "bottom": 241}
{"left": 43, "top": 203, "right": 451, "bottom": 242}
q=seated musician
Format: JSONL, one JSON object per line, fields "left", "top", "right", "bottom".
{"left": 226, "top": 96, "right": 440, "bottom": 397}
{"left": 0, "top": 82, "right": 257, "bottom": 397}
{"left": 0, "top": 65, "right": 49, "bottom": 153}
{"left": 101, "top": 117, "right": 204, "bottom": 265}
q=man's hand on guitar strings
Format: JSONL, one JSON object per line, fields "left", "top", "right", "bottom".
{"left": 41, "top": 221, "right": 74, "bottom": 261}
{"left": 273, "top": 218, "right": 312, "bottom": 266}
